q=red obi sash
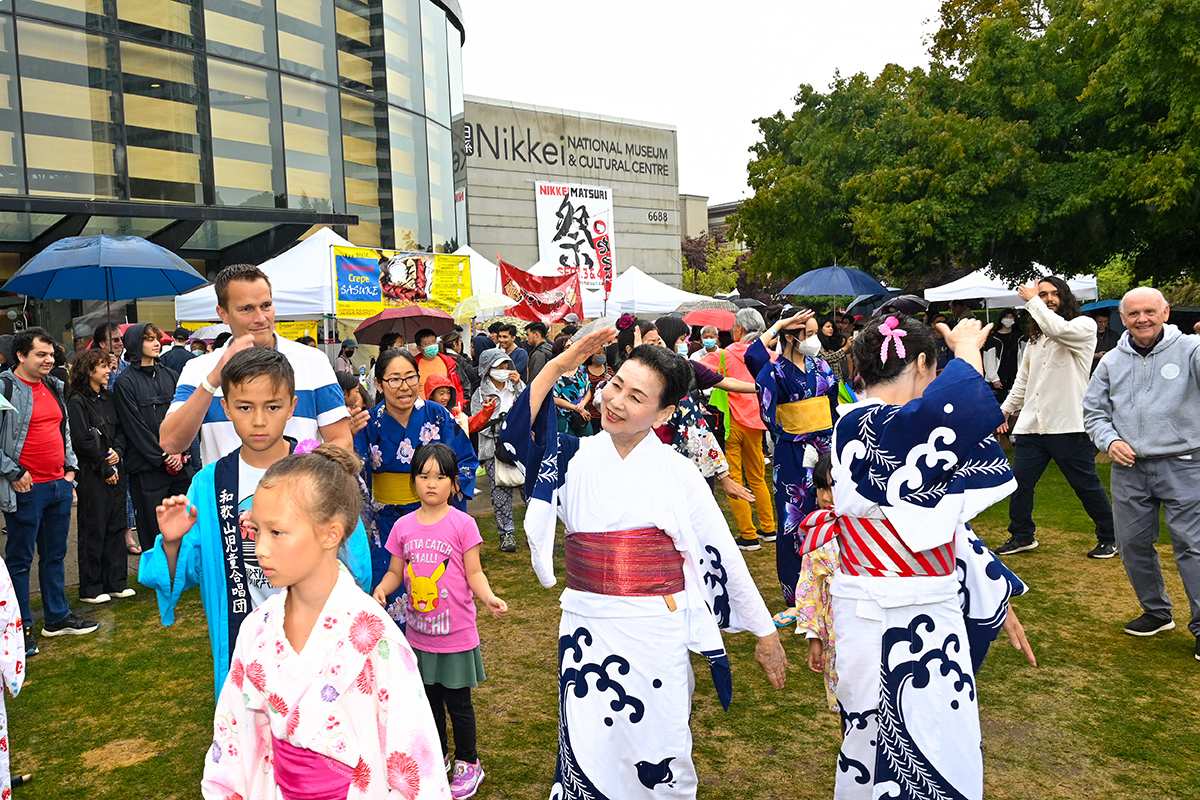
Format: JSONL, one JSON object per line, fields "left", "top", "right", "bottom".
{"left": 564, "top": 528, "right": 685, "bottom": 596}
{"left": 798, "top": 509, "right": 955, "bottom": 578}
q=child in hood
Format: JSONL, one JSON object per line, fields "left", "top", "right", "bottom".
{"left": 424, "top": 375, "right": 497, "bottom": 436}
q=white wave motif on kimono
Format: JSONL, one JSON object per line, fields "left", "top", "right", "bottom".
{"left": 498, "top": 391, "right": 774, "bottom": 800}
{"left": 0, "top": 561, "right": 23, "bottom": 799}
{"left": 201, "top": 565, "right": 450, "bottom": 800}
{"left": 828, "top": 360, "right": 1027, "bottom": 800}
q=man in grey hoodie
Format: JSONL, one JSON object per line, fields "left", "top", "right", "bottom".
{"left": 1084, "top": 287, "right": 1200, "bottom": 661}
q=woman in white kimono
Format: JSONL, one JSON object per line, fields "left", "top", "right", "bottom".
{"left": 0, "top": 558, "right": 25, "bottom": 796}
{"left": 498, "top": 329, "right": 786, "bottom": 800}
{"left": 798, "top": 314, "right": 1037, "bottom": 800}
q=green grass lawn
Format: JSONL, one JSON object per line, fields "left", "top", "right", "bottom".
{"left": 9, "top": 460, "right": 1199, "bottom": 799}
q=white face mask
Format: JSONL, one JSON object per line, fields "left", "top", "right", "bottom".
{"left": 490, "top": 368, "right": 511, "bottom": 382}
{"left": 796, "top": 336, "right": 822, "bottom": 358}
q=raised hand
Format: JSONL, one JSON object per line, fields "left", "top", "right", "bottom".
{"left": 156, "top": 495, "right": 197, "bottom": 543}
{"left": 552, "top": 327, "right": 616, "bottom": 376}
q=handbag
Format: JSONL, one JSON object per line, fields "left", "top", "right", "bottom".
{"left": 492, "top": 457, "right": 526, "bottom": 488}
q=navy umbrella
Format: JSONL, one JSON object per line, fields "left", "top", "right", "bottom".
{"left": 779, "top": 265, "right": 886, "bottom": 297}
{"left": 2, "top": 234, "right": 205, "bottom": 301}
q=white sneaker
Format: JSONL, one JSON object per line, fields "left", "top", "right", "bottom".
{"left": 110, "top": 588, "right": 136, "bottom": 599}
{"left": 79, "top": 594, "right": 111, "bottom": 604}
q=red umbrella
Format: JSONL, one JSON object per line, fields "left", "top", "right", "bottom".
{"left": 353, "top": 305, "right": 455, "bottom": 345}
{"left": 682, "top": 308, "right": 735, "bottom": 331}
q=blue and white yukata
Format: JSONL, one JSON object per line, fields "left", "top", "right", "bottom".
{"left": 823, "top": 359, "right": 1027, "bottom": 800}
{"left": 139, "top": 446, "right": 373, "bottom": 697}
{"left": 354, "top": 399, "right": 477, "bottom": 624}
{"left": 499, "top": 388, "right": 775, "bottom": 800}
{"left": 744, "top": 339, "right": 840, "bottom": 605}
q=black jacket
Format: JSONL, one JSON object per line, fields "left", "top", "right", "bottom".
{"left": 449, "top": 350, "right": 479, "bottom": 397}
{"left": 160, "top": 344, "right": 194, "bottom": 376}
{"left": 526, "top": 341, "right": 555, "bottom": 382}
{"left": 113, "top": 324, "right": 190, "bottom": 476}
{"left": 66, "top": 386, "right": 124, "bottom": 481}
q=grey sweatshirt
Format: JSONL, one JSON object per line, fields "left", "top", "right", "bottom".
{"left": 1083, "top": 324, "right": 1200, "bottom": 458}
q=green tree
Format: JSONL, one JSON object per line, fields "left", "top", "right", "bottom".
{"left": 682, "top": 233, "right": 740, "bottom": 296}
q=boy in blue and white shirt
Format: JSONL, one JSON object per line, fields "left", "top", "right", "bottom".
{"left": 159, "top": 264, "right": 352, "bottom": 465}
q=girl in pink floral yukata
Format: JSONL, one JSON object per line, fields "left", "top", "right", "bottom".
{"left": 201, "top": 445, "right": 449, "bottom": 800}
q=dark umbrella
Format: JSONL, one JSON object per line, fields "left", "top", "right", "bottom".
{"left": 731, "top": 297, "right": 767, "bottom": 309}
{"left": 872, "top": 294, "right": 929, "bottom": 316}
{"left": 779, "top": 265, "right": 886, "bottom": 297}
{"left": 845, "top": 290, "right": 901, "bottom": 316}
{"left": 2, "top": 234, "right": 205, "bottom": 301}
{"left": 353, "top": 305, "right": 455, "bottom": 345}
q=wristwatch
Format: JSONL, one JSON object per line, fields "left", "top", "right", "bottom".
{"left": 199, "top": 376, "right": 219, "bottom": 394}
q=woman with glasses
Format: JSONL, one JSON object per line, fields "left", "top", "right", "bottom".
{"left": 744, "top": 309, "right": 840, "bottom": 609}
{"left": 354, "top": 348, "right": 478, "bottom": 625}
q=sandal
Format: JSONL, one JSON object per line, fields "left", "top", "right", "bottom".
{"left": 124, "top": 528, "right": 142, "bottom": 555}
{"left": 772, "top": 608, "right": 799, "bottom": 629}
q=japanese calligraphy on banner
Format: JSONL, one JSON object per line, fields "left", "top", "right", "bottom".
{"left": 499, "top": 258, "right": 583, "bottom": 324}
{"left": 333, "top": 247, "right": 472, "bottom": 318}
{"left": 534, "top": 181, "right": 616, "bottom": 296}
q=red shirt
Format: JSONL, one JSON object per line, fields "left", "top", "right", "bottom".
{"left": 18, "top": 377, "right": 65, "bottom": 483}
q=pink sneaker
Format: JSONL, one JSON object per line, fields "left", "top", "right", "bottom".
{"left": 450, "top": 760, "right": 485, "bottom": 799}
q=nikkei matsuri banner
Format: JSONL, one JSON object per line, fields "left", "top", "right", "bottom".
{"left": 333, "top": 246, "right": 471, "bottom": 319}
{"left": 534, "top": 181, "right": 616, "bottom": 297}
{"left": 498, "top": 257, "right": 584, "bottom": 324}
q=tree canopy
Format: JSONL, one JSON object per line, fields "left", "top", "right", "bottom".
{"left": 733, "top": 0, "right": 1200, "bottom": 292}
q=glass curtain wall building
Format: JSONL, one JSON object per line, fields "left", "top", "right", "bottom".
{"left": 0, "top": 0, "right": 465, "bottom": 282}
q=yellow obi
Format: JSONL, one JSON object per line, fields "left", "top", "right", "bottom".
{"left": 776, "top": 395, "right": 833, "bottom": 436}
{"left": 373, "top": 470, "right": 419, "bottom": 506}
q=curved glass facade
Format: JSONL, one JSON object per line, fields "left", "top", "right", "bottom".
{"left": 0, "top": 0, "right": 465, "bottom": 253}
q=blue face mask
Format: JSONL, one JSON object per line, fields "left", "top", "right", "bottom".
{"left": 422, "top": 344, "right": 439, "bottom": 359}
{"left": 675, "top": 342, "right": 690, "bottom": 356}
{"left": 702, "top": 337, "right": 718, "bottom": 350}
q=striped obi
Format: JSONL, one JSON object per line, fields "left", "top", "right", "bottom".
{"left": 798, "top": 509, "right": 955, "bottom": 578}
{"left": 564, "top": 527, "right": 686, "bottom": 596}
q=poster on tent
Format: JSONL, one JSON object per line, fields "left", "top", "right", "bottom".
{"left": 333, "top": 247, "right": 471, "bottom": 318}
{"left": 498, "top": 258, "right": 583, "bottom": 324}
{"left": 534, "top": 181, "right": 616, "bottom": 297}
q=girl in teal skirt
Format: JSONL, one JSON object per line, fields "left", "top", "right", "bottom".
{"left": 373, "top": 443, "right": 507, "bottom": 800}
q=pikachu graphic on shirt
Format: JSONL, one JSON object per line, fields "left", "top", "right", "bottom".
{"left": 407, "top": 560, "right": 448, "bottom": 613}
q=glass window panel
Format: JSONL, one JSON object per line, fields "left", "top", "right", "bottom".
{"left": 448, "top": 17, "right": 464, "bottom": 245}
{"left": 116, "top": 0, "right": 198, "bottom": 49}
{"left": 447, "top": 16, "right": 462, "bottom": 119}
{"left": 420, "top": 0, "right": 449, "bottom": 125}
{"left": 208, "top": 57, "right": 282, "bottom": 207}
{"left": 278, "top": 0, "right": 337, "bottom": 82}
{"left": 184, "top": 220, "right": 274, "bottom": 250}
{"left": 336, "top": 1, "right": 378, "bottom": 94}
{"left": 0, "top": 212, "right": 62, "bottom": 241}
{"left": 205, "top": 0, "right": 277, "bottom": 67}
{"left": 78, "top": 216, "right": 172, "bottom": 238}
{"left": 17, "top": 19, "right": 119, "bottom": 198}
{"left": 15, "top": 0, "right": 109, "bottom": 31}
{"left": 382, "top": 0, "right": 421, "bottom": 112}
{"left": 341, "top": 91, "right": 387, "bottom": 246}
{"left": 389, "top": 107, "right": 428, "bottom": 250}
{"left": 0, "top": 18, "right": 23, "bottom": 195}
{"left": 120, "top": 41, "right": 203, "bottom": 204}
{"left": 282, "top": 75, "right": 340, "bottom": 212}
{"left": 426, "top": 120, "right": 453, "bottom": 251}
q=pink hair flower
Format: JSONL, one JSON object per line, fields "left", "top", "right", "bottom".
{"left": 878, "top": 316, "right": 907, "bottom": 363}
{"left": 295, "top": 438, "right": 322, "bottom": 455}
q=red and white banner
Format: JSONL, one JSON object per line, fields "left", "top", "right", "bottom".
{"left": 499, "top": 258, "right": 584, "bottom": 324}
{"left": 534, "top": 181, "right": 616, "bottom": 297}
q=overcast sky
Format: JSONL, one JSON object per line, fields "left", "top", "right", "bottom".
{"left": 460, "top": 1, "right": 941, "bottom": 204}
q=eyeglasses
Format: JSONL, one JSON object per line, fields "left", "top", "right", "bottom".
{"left": 380, "top": 374, "right": 420, "bottom": 389}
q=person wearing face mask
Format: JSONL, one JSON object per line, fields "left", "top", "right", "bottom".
{"left": 745, "top": 309, "right": 840, "bottom": 608}
{"left": 471, "top": 349, "right": 526, "bottom": 552}
{"left": 690, "top": 325, "right": 721, "bottom": 362}
{"left": 413, "top": 327, "right": 465, "bottom": 403}
{"left": 583, "top": 351, "right": 613, "bottom": 434}
{"left": 983, "top": 310, "right": 1026, "bottom": 396}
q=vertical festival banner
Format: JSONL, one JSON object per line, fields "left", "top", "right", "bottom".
{"left": 334, "top": 247, "right": 472, "bottom": 318}
{"left": 499, "top": 258, "right": 584, "bottom": 324}
{"left": 534, "top": 181, "right": 616, "bottom": 297}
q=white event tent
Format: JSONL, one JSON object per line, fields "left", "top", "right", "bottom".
{"left": 175, "top": 227, "right": 354, "bottom": 321}
{"left": 582, "top": 266, "right": 715, "bottom": 317}
{"left": 924, "top": 268, "right": 1097, "bottom": 309}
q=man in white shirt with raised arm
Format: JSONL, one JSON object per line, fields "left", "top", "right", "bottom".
{"left": 996, "top": 276, "right": 1116, "bottom": 559}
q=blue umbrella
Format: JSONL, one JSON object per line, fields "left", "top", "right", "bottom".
{"left": 779, "top": 265, "right": 886, "bottom": 297}
{"left": 2, "top": 234, "right": 205, "bottom": 301}
{"left": 1081, "top": 299, "right": 1120, "bottom": 313}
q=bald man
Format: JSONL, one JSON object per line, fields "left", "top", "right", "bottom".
{"left": 1084, "top": 287, "right": 1200, "bottom": 661}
